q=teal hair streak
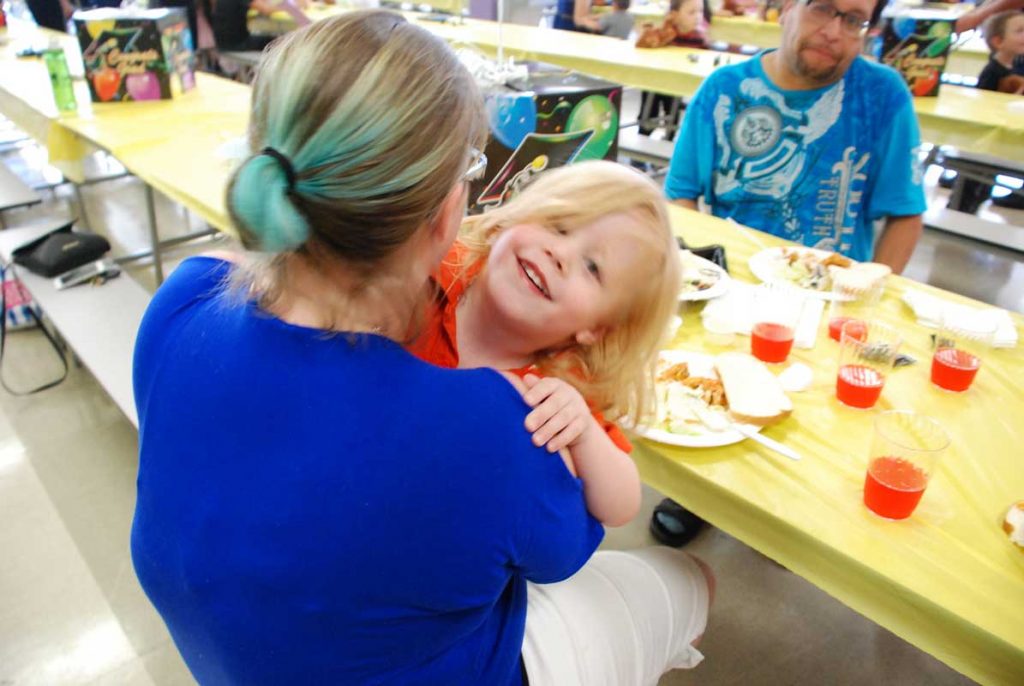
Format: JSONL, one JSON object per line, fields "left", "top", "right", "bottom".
{"left": 230, "top": 154, "right": 309, "bottom": 252}
{"left": 270, "top": 31, "right": 459, "bottom": 203}
{"left": 230, "top": 15, "right": 470, "bottom": 252}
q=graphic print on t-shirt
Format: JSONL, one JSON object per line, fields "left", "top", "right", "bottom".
{"left": 711, "top": 77, "right": 871, "bottom": 253}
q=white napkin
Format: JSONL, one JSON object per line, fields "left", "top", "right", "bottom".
{"left": 901, "top": 289, "right": 1018, "bottom": 348}
{"left": 701, "top": 282, "right": 824, "bottom": 349}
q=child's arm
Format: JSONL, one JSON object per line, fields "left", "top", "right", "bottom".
{"left": 521, "top": 375, "right": 642, "bottom": 527}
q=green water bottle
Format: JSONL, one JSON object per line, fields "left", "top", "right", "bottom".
{"left": 43, "top": 43, "right": 78, "bottom": 114}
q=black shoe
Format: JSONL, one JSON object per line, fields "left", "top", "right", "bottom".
{"left": 649, "top": 499, "right": 705, "bottom": 548}
{"left": 992, "top": 192, "right": 1024, "bottom": 210}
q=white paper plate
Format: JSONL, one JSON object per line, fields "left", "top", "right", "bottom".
{"left": 747, "top": 246, "right": 852, "bottom": 300}
{"left": 679, "top": 250, "right": 731, "bottom": 302}
{"left": 634, "top": 350, "right": 763, "bottom": 448}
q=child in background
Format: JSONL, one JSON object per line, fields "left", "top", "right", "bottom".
{"left": 637, "top": 0, "right": 709, "bottom": 140}
{"left": 978, "top": 11, "right": 1024, "bottom": 93}
{"left": 410, "top": 161, "right": 681, "bottom": 527}
{"left": 598, "top": 0, "right": 635, "bottom": 40}
{"left": 669, "top": 0, "right": 709, "bottom": 46}
{"left": 955, "top": 12, "right": 1024, "bottom": 213}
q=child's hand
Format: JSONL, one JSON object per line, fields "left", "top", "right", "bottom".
{"left": 521, "top": 374, "right": 594, "bottom": 453}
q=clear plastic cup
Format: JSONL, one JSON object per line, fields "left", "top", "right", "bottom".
{"left": 863, "top": 411, "right": 949, "bottom": 520}
{"left": 827, "top": 269, "right": 886, "bottom": 342}
{"left": 930, "top": 315, "right": 996, "bottom": 392}
{"left": 750, "top": 284, "right": 804, "bottom": 364}
{"left": 836, "top": 320, "right": 902, "bottom": 409}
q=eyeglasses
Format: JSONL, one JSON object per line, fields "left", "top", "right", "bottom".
{"left": 464, "top": 148, "right": 488, "bottom": 182}
{"left": 802, "top": 0, "right": 870, "bottom": 37}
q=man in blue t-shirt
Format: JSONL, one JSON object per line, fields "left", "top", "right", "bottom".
{"left": 665, "top": 0, "right": 926, "bottom": 272}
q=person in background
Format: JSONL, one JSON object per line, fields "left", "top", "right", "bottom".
{"left": 211, "top": 0, "right": 307, "bottom": 52}
{"left": 598, "top": 0, "right": 634, "bottom": 39}
{"left": 26, "top": 0, "right": 74, "bottom": 32}
{"left": 978, "top": 11, "right": 1024, "bottom": 92}
{"left": 954, "top": 11, "right": 1024, "bottom": 213}
{"left": 656, "top": 0, "right": 925, "bottom": 545}
{"left": 637, "top": 0, "right": 710, "bottom": 141}
{"left": 665, "top": 0, "right": 925, "bottom": 274}
{"left": 554, "top": 0, "right": 601, "bottom": 32}
{"left": 131, "top": 10, "right": 713, "bottom": 684}
{"left": 955, "top": 0, "right": 1024, "bottom": 34}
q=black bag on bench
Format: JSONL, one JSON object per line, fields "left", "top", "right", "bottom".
{"left": 0, "top": 221, "right": 105, "bottom": 395}
{"left": 12, "top": 222, "right": 110, "bottom": 278}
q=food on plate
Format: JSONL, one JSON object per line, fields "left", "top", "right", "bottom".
{"left": 713, "top": 352, "right": 793, "bottom": 426}
{"left": 1004, "top": 501, "right": 1024, "bottom": 550}
{"left": 653, "top": 356, "right": 731, "bottom": 436}
{"left": 679, "top": 251, "right": 721, "bottom": 295}
{"left": 777, "top": 248, "right": 851, "bottom": 290}
{"left": 653, "top": 352, "right": 793, "bottom": 436}
{"left": 768, "top": 248, "right": 891, "bottom": 295}
{"left": 786, "top": 248, "right": 851, "bottom": 270}
{"left": 657, "top": 362, "right": 727, "bottom": 407}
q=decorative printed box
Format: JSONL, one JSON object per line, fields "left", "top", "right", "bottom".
{"left": 470, "top": 63, "right": 622, "bottom": 213}
{"left": 74, "top": 8, "right": 195, "bottom": 103}
{"left": 875, "top": 9, "right": 955, "bottom": 97}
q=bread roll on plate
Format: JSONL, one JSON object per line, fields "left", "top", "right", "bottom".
{"left": 714, "top": 352, "right": 793, "bottom": 426}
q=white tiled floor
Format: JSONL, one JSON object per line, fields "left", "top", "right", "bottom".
{"left": 3, "top": 137, "right": 1019, "bottom": 683}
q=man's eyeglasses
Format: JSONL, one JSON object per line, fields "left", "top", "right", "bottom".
{"left": 464, "top": 148, "right": 488, "bottom": 182}
{"left": 802, "top": 0, "right": 871, "bottom": 37}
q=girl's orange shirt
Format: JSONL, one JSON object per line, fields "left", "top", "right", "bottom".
{"left": 409, "top": 243, "right": 633, "bottom": 453}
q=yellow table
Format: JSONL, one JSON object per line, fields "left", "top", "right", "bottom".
{"left": 306, "top": 9, "right": 1024, "bottom": 160}
{"left": 0, "top": 23, "right": 247, "bottom": 182}
{"left": 639, "top": 205, "right": 1024, "bottom": 686}
{"left": 706, "top": 14, "right": 988, "bottom": 79}
{"left": 582, "top": 5, "right": 988, "bottom": 77}
{"left": 306, "top": 5, "right": 747, "bottom": 95}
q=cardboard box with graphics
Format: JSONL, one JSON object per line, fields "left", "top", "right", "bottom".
{"left": 74, "top": 8, "right": 196, "bottom": 103}
{"left": 470, "top": 63, "right": 622, "bottom": 214}
{"left": 873, "top": 9, "right": 956, "bottom": 97}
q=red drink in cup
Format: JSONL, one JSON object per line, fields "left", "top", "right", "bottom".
{"left": 751, "top": 284, "right": 803, "bottom": 364}
{"left": 751, "top": 322, "right": 794, "bottom": 363}
{"left": 931, "top": 348, "right": 980, "bottom": 392}
{"left": 863, "top": 412, "right": 948, "bottom": 520}
{"left": 930, "top": 317, "right": 992, "bottom": 393}
{"left": 828, "top": 267, "right": 887, "bottom": 342}
{"left": 829, "top": 317, "right": 865, "bottom": 342}
{"left": 836, "top": 364, "right": 884, "bottom": 408}
{"left": 863, "top": 456, "right": 928, "bottom": 519}
{"left": 835, "top": 320, "right": 901, "bottom": 410}
{"left": 828, "top": 316, "right": 852, "bottom": 342}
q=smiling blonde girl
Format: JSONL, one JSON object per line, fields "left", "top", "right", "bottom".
{"left": 411, "top": 161, "right": 681, "bottom": 526}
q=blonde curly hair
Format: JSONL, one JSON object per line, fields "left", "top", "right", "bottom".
{"left": 458, "top": 161, "right": 681, "bottom": 424}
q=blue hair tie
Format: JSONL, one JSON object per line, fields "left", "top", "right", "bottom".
{"left": 261, "top": 147, "right": 297, "bottom": 192}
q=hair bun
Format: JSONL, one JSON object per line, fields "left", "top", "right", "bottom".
{"left": 229, "top": 153, "right": 310, "bottom": 252}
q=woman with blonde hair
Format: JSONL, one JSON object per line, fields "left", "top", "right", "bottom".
{"left": 131, "top": 11, "right": 712, "bottom": 685}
